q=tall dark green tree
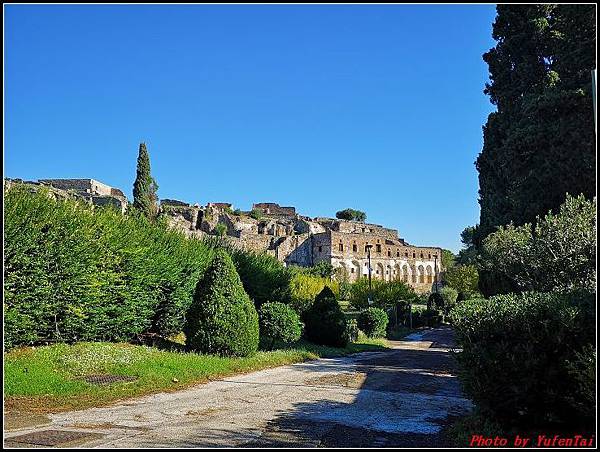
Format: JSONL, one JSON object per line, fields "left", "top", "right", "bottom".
{"left": 476, "top": 5, "right": 596, "bottom": 243}
{"left": 132, "top": 142, "right": 159, "bottom": 218}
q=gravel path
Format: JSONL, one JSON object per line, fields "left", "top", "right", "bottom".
{"left": 5, "top": 326, "right": 472, "bottom": 448}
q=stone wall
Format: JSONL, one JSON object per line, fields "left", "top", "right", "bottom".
{"left": 252, "top": 202, "right": 296, "bottom": 218}
{"left": 39, "top": 179, "right": 114, "bottom": 197}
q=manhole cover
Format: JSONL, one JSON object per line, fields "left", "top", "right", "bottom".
{"left": 6, "top": 429, "right": 104, "bottom": 446}
{"left": 82, "top": 374, "right": 138, "bottom": 385}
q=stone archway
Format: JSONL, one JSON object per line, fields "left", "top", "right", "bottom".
{"left": 426, "top": 265, "right": 434, "bottom": 284}
{"left": 418, "top": 265, "right": 425, "bottom": 284}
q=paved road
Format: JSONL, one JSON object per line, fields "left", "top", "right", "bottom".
{"left": 5, "top": 327, "right": 472, "bottom": 448}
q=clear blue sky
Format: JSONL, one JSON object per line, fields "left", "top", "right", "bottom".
{"left": 5, "top": 4, "right": 497, "bottom": 253}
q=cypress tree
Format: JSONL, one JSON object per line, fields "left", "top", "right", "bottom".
{"left": 476, "top": 5, "right": 596, "bottom": 243}
{"left": 132, "top": 142, "right": 159, "bottom": 218}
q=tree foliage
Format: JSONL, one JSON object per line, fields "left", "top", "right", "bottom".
{"left": 441, "top": 249, "right": 456, "bottom": 270}
{"left": 132, "top": 142, "right": 159, "bottom": 218}
{"left": 476, "top": 5, "right": 596, "bottom": 246}
{"left": 335, "top": 208, "right": 367, "bottom": 222}
{"left": 479, "top": 194, "right": 596, "bottom": 297}
{"left": 442, "top": 264, "right": 479, "bottom": 295}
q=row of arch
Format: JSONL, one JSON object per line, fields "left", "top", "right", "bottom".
{"left": 337, "top": 261, "right": 436, "bottom": 284}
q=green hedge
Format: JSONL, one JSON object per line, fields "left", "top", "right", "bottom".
{"left": 450, "top": 290, "right": 595, "bottom": 427}
{"left": 4, "top": 186, "right": 215, "bottom": 349}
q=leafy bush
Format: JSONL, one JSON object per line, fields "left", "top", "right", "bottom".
{"left": 258, "top": 302, "right": 302, "bottom": 350}
{"left": 4, "top": 185, "right": 215, "bottom": 349}
{"left": 184, "top": 250, "right": 259, "bottom": 357}
{"left": 440, "top": 286, "right": 458, "bottom": 314}
{"left": 214, "top": 222, "right": 227, "bottom": 236}
{"left": 565, "top": 345, "right": 596, "bottom": 420}
{"left": 479, "top": 194, "right": 596, "bottom": 297}
{"left": 357, "top": 307, "right": 389, "bottom": 338}
{"left": 304, "top": 261, "right": 337, "bottom": 278}
{"left": 288, "top": 272, "right": 339, "bottom": 314}
{"left": 303, "top": 287, "right": 348, "bottom": 347}
{"left": 249, "top": 208, "right": 263, "bottom": 220}
{"left": 229, "top": 248, "right": 292, "bottom": 308}
{"left": 349, "top": 278, "right": 416, "bottom": 311}
{"left": 450, "top": 290, "right": 595, "bottom": 426}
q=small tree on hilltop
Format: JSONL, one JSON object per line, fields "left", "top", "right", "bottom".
{"left": 184, "top": 249, "right": 259, "bottom": 357}
{"left": 132, "top": 142, "right": 159, "bottom": 218}
{"left": 336, "top": 208, "right": 367, "bottom": 222}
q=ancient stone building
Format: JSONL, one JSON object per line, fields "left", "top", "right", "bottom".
{"left": 38, "top": 178, "right": 128, "bottom": 212}
{"left": 162, "top": 201, "right": 443, "bottom": 293}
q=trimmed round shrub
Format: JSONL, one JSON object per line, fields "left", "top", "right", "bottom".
{"left": 357, "top": 307, "right": 389, "bottom": 338}
{"left": 451, "top": 290, "right": 595, "bottom": 427}
{"left": 184, "top": 249, "right": 259, "bottom": 357}
{"left": 258, "top": 302, "right": 302, "bottom": 350}
{"left": 303, "top": 286, "right": 348, "bottom": 347}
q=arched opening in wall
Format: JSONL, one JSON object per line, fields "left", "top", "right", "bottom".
{"left": 411, "top": 265, "right": 417, "bottom": 283}
{"left": 376, "top": 263, "right": 385, "bottom": 280}
{"left": 402, "top": 264, "right": 409, "bottom": 283}
{"left": 386, "top": 265, "right": 392, "bottom": 281}
{"left": 352, "top": 242, "right": 357, "bottom": 252}
{"left": 418, "top": 265, "right": 425, "bottom": 284}
{"left": 426, "top": 265, "right": 433, "bottom": 284}
{"left": 394, "top": 264, "right": 401, "bottom": 281}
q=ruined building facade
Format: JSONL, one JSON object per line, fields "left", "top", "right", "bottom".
{"left": 162, "top": 201, "right": 443, "bottom": 293}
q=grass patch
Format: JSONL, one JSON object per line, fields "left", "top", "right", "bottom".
{"left": 4, "top": 336, "right": 388, "bottom": 414}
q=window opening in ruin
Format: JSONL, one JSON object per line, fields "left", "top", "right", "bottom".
{"left": 318, "top": 246, "right": 322, "bottom": 252}
{"left": 413, "top": 253, "right": 416, "bottom": 258}
{"left": 352, "top": 244, "right": 357, "bottom": 252}
{"left": 339, "top": 243, "right": 343, "bottom": 252}
{"left": 387, "top": 250, "right": 391, "bottom": 257}
{"left": 376, "top": 244, "right": 381, "bottom": 253}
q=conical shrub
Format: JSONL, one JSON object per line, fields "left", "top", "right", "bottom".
{"left": 184, "top": 249, "right": 259, "bottom": 356}
{"left": 303, "top": 286, "right": 348, "bottom": 347}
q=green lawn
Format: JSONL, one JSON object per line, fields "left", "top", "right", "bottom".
{"left": 4, "top": 335, "right": 387, "bottom": 414}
